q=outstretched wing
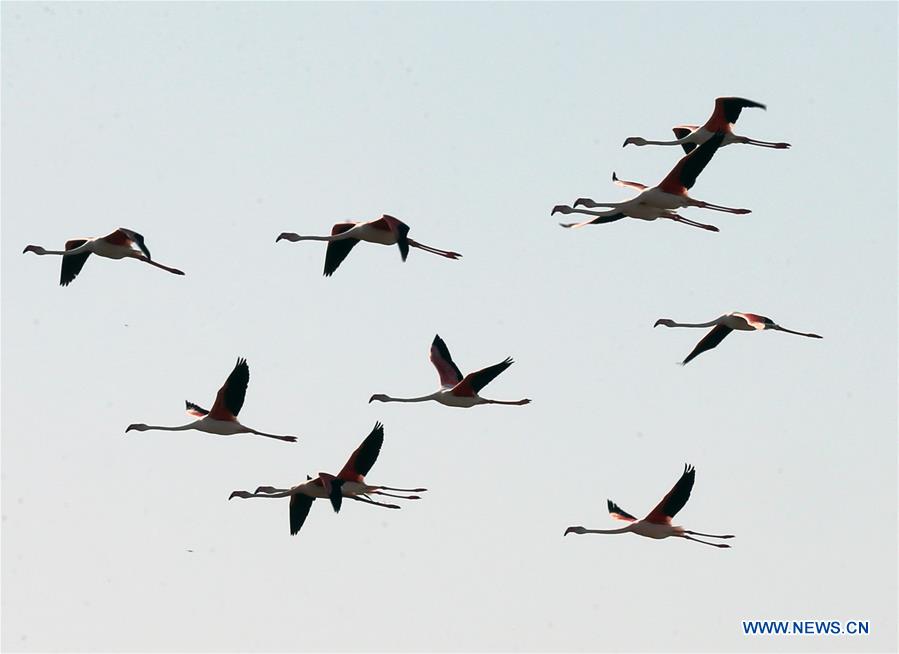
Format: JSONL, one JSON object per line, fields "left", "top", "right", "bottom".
{"left": 381, "top": 215, "right": 411, "bottom": 261}
{"left": 658, "top": 131, "right": 726, "bottom": 193}
{"left": 336, "top": 422, "right": 385, "bottom": 482}
{"left": 185, "top": 401, "right": 209, "bottom": 417}
{"left": 209, "top": 358, "right": 249, "bottom": 420}
{"left": 671, "top": 127, "right": 697, "bottom": 155}
{"left": 682, "top": 324, "right": 733, "bottom": 365}
{"left": 118, "top": 228, "right": 151, "bottom": 259}
{"left": 60, "top": 239, "right": 91, "bottom": 287}
{"left": 430, "top": 335, "right": 464, "bottom": 388}
{"left": 324, "top": 223, "right": 359, "bottom": 277}
{"left": 718, "top": 97, "right": 766, "bottom": 125}
{"left": 289, "top": 494, "right": 314, "bottom": 535}
{"left": 607, "top": 499, "right": 637, "bottom": 522}
{"left": 452, "top": 358, "right": 514, "bottom": 396}
{"left": 645, "top": 464, "right": 696, "bottom": 524}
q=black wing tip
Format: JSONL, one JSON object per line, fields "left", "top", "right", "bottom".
{"left": 234, "top": 357, "right": 248, "bottom": 369}
{"left": 371, "top": 421, "right": 385, "bottom": 436}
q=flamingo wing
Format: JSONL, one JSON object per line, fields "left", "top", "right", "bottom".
{"left": 607, "top": 499, "right": 637, "bottom": 522}
{"left": 645, "top": 464, "right": 695, "bottom": 524}
{"left": 682, "top": 324, "right": 733, "bottom": 365}
{"left": 289, "top": 493, "right": 314, "bottom": 535}
{"left": 336, "top": 422, "right": 384, "bottom": 482}
{"left": 185, "top": 401, "right": 209, "bottom": 417}
{"left": 323, "top": 223, "right": 359, "bottom": 277}
{"left": 453, "top": 358, "right": 514, "bottom": 396}
{"left": 209, "top": 358, "right": 249, "bottom": 420}
{"left": 380, "top": 215, "right": 411, "bottom": 261}
{"left": 671, "top": 127, "right": 697, "bottom": 155}
{"left": 718, "top": 97, "right": 766, "bottom": 124}
{"left": 60, "top": 239, "right": 91, "bottom": 287}
{"left": 658, "top": 131, "right": 726, "bottom": 193}
{"left": 430, "top": 335, "right": 464, "bottom": 388}
{"left": 119, "top": 228, "right": 151, "bottom": 259}
{"left": 611, "top": 172, "right": 648, "bottom": 191}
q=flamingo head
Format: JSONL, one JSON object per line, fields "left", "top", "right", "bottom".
{"left": 368, "top": 394, "right": 389, "bottom": 403}
{"left": 622, "top": 137, "right": 647, "bottom": 147}
{"left": 564, "top": 526, "right": 587, "bottom": 536}
{"left": 125, "top": 423, "right": 151, "bottom": 433}
{"left": 22, "top": 245, "right": 46, "bottom": 255}
{"left": 276, "top": 232, "right": 301, "bottom": 243}
{"left": 654, "top": 319, "right": 676, "bottom": 328}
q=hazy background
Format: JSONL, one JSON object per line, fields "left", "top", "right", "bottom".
{"left": 2, "top": 2, "right": 896, "bottom": 652}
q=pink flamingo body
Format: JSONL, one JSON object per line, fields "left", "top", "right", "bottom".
{"left": 277, "top": 214, "right": 461, "bottom": 276}
{"left": 564, "top": 465, "right": 734, "bottom": 548}
{"left": 229, "top": 422, "right": 426, "bottom": 535}
{"left": 623, "top": 97, "right": 790, "bottom": 151}
{"left": 552, "top": 131, "right": 749, "bottom": 232}
{"left": 654, "top": 312, "right": 823, "bottom": 364}
{"left": 125, "top": 358, "right": 298, "bottom": 442}
{"left": 369, "top": 335, "right": 531, "bottom": 408}
{"left": 23, "top": 228, "right": 184, "bottom": 286}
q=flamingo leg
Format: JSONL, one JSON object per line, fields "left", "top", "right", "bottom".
{"left": 371, "top": 490, "right": 422, "bottom": 500}
{"left": 348, "top": 495, "right": 401, "bottom": 509}
{"left": 374, "top": 485, "right": 428, "bottom": 493}
{"left": 665, "top": 215, "right": 719, "bottom": 232}
{"left": 689, "top": 200, "right": 751, "bottom": 214}
{"left": 407, "top": 239, "right": 462, "bottom": 259}
{"left": 743, "top": 137, "right": 791, "bottom": 149}
{"left": 684, "top": 530, "right": 734, "bottom": 539}
{"left": 679, "top": 534, "right": 730, "bottom": 548}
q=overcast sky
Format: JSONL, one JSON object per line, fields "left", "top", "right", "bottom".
{"left": 2, "top": 2, "right": 896, "bottom": 652}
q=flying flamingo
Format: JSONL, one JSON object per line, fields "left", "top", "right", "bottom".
{"left": 564, "top": 465, "right": 734, "bottom": 548}
{"left": 23, "top": 228, "right": 184, "bottom": 286}
{"left": 622, "top": 97, "right": 791, "bottom": 151}
{"left": 126, "top": 358, "right": 297, "bottom": 442}
{"left": 654, "top": 312, "right": 823, "bottom": 364}
{"left": 552, "top": 131, "right": 749, "bottom": 232}
{"left": 228, "top": 422, "right": 426, "bottom": 535}
{"left": 276, "top": 214, "right": 461, "bottom": 276}
{"left": 369, "top": 335, "right": 531, "bottom": 408}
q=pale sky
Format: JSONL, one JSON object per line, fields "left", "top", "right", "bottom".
{"left": 2, "top": 2, "right": 896, "bottom": 652}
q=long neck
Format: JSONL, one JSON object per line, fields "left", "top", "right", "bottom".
{"left": 278, "top": 233, "right": 339, "bottom": 243}
{"left": 143, "top": 423, "right": 196, "bottom": 432}
{"left": 670, "top": 319, "right": 721, "bottom": 328}
{"left": 581, "top": 526, "right": 633, "bottom": 535}
{"left": 380, "top": 393, "right": 438, "bottom": 403}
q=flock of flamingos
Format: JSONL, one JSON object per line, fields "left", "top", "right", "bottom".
{"left": 23, "top": 97, "right": 821, "bottom": 546}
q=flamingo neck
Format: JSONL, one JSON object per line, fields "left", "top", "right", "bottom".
{"left": 669, "top": 319, "right": 721, "bottom": 328}
{"left": 381, "top": 393, "right": 438, "bottom": 403}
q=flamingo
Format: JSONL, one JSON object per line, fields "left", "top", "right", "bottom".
{"left": 369, "top": 335, "right": 531, "bottom": 408}
{"left": 654, "top": 312, "right": 823, "bottom": 364}
{"left": 564, "top": 465, "right": 734, "bottom": 548}
{"left": 126, "top": 358, "right": 298, "bottom": 442}
{"left": 552, "top": 131, "right": 749, "bottom": 232}
{"left": 276, "top": 214, "right": 461, "bottom": 276}
{"left": 228, "top": 422, "right": 426, "bottom": 535}
{"left": 23, "top": 228, "right": 185, "bottom": 286}
{"left": 622, "top": 97, "right": 791, "bottom": 151}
